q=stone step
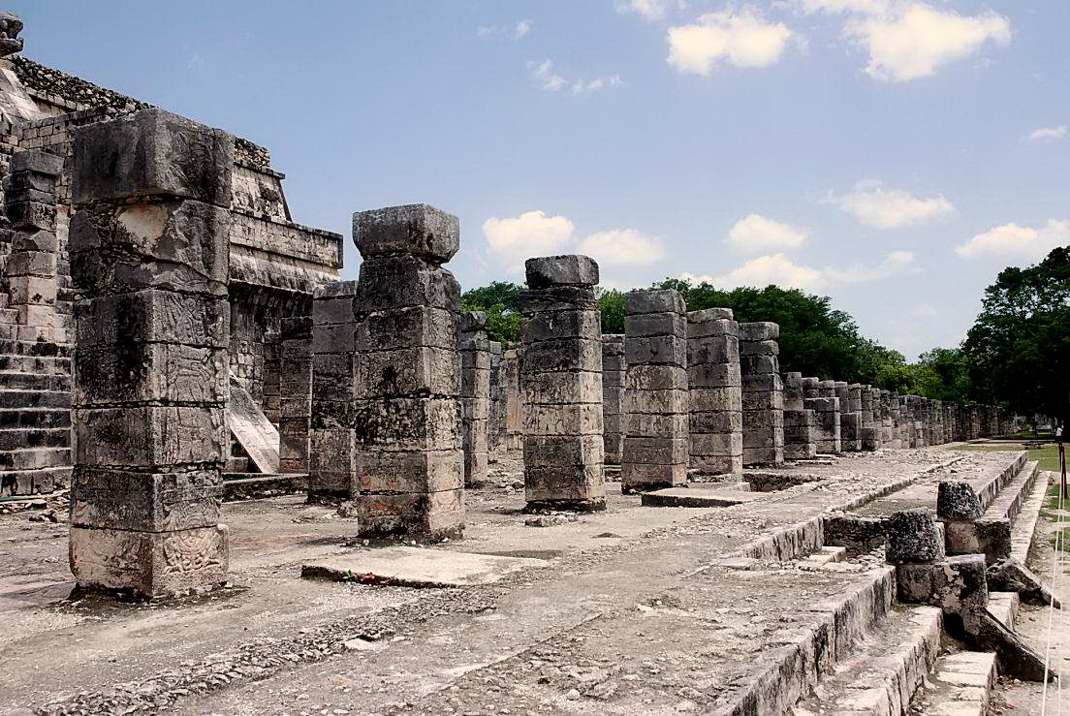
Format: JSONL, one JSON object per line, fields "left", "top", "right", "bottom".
{"left": 987, "top": 591, "right": 1020, "bottom": 630}
{"left": 0, "top": 339, "right": 71, "bottom": 357}
{"left": 0, "top": 371, "right": 70, "bottom": 391}
{"left": 975, "top": 451, "right": 1028, "bottom": 513}
{"left": 910, "top": 650, "right": 998, "bottom": 716}
{"left": 0, "top": 408, "right": 71, "bottom": 430}
{"left": 800, "top": 545, "right": 848, "bottom": 568}
{"left": 985, "top": 460, "right": 1040, "bottom": 525}
{"left": 0, "top": 446, "right": 70, "bottom": 470}
{"left": 0, "top": 427, "right": 69, "bottom": 452}
{"left": 793, "top": 605, "right": 942, "bottom": 715}
{"left": 0, "top": 465, "right": 72, "bottom": 496}
{"left": 0, "top": 354, "right": 71, "bottom": 375}
{"left": 0, "top": 389, "right": 70, "bottom": 410}
{"left": 1011, "top": 470, "right": 1052, "bottom": 564}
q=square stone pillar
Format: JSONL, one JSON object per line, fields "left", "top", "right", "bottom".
{"left": 503, "top": 348, "right": 523, "bottom": 450}
{"left": 782, "top": 371, "right": 816, "bottom": 460}
{"left": 278, "top": 315, "right": 312, "bottom": 474}
{"left": 309, "top": 281, "right": 359, "bottom": 500}
{"left": 601, "top": 334, "right": 626, "bottom": 466}
{"left": 488, "top": 341, "right": 504, "bottom": 452}
{"left": 739, "top": 322, "right": 783, "bottom": 467}
{"left": 68, "top": 109, "right": 232, "bottom": 598}
{"left": 687, "top": 308, "right": 742, "bottom": 476}
{"left": 860, "top": 386, "right": 882, "bottom": 451}
{"left": 816, "top": 380, "right": 842, "bottom": 454}
{"left": 622, "top": 289, "right": 687, "bottom": 492}
{"left": 837, "top": 381, "right": 861, "bottom": 451}
{"left": 459, "top": 311, "right": 491, "bottom": 487}
{"left": 351, "top": 204, "right": 464, "bottom": 539}
{"left": 889, "top": 391, "right": 903, "bottom": 448}
{"left": 520, "top": 255, "right": 605, "bottom": 510}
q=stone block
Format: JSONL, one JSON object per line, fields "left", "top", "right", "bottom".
{"left": 75, "top": 343, "right": 228, "bottom": 406}
{"left": 896, "top": 554, "right": 988, "bottom": 617}
{"left": 621, "top": 388, "right": 688, "bottom": 415}
{"left": 738, "top": 322, "right": 779, "bottom": 341}
{"left": 353, "top": 204, "right": 459, "bottom": 262}
{"left": 6, "top": 250, "right": 56, "bottom": 277}
{"left": 691, "top": 386, "right": 742, "bottom": 412}
{"left": 350, "top": 397, "right": 461, "bottom": 451}
{"left": 624, "top": 335, "right": 686, "bottom": 367}
{"left": 687, "top": 307, "right": 734, "bottom": 323}
{"left": 75, "top": 406, "right": 226, "bottom": 469}
{"left": 70, "top": 467, "right": 221, "bottom": 532}
{"left": 355, "top": 345, "right": 459, "bottom": 398}
{"left": 7, "top": 199, "right": 56, "bottom": 231}
{"left": 625, "top": 364, "right": 688, "bottom": 391}
{"left": 355, "top": 257, "right": 460, "bottom": 312}
{"left": 621, "top": 461, "right": 686, "bottom": 491}
{"left": 522, "top": 337, "right": 602, "bottom": 373}
{"left": 12, "top": 149, "right": 63, "bottom": 176}
{"left": 688, "top": 362, "right": 741, "bottom": 388}
{"left": 621, "top": 436, "right": 688, "bottom": 464}
{"left": 72, "top": 109, "right": 233, "bottom": 206}
{"left": 689, "top": 410, "right": 743, "bottom": 433}
{"left": 624, "top": 289, "right": 685, "bottom": 315}
{"left": 624, "top": 412, "right": 689, "bottom": 438}
{"left": 687, "top": 337, "right": 739, "bottom": 367}
{"left": 75, "top": 290, "right": 229, "bottom": 349}
{"left": 353, "top": 449, "right": 463, "bottom": 494}
{"left": 689, "top": 431, "right": 744, "bottom": 455}
{"left": 8, "top": 274, "right": 57, "bottom": 306}
{"left": 356, "top": 306, "right": 457, "bottom": 352}
{"left": 522, "top": 309, "right": 600, "bottom": 343}
{"left": 937, "top": 481, "right": 983, "bottom": 520}
{"left": 624, "top": 312, "right": 687, "bottom": 339}
{"left": 524, "top": 464, "right": 605, "bottom": 506}
{"left": 354, "top": 488, "right": 464, "bottom": 540}
{"left": 524, "top": 254, "right": 599, "bottom": 288}
{"left": 522, "top": 370, "right": 601, "bottom": 406}
{"left": 523, "top": 435, "right": 604, "bottom": 467}
{"left": 519, "top": 285, "right": 599, "bottom": 313}
{"left": 524, "top": 403, "right": 603, "bottom": 436}
{"left": 886, "top": 508, "right": 946, "bottom": 564}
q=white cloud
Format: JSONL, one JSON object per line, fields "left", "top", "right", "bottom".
{"left": 845, "top": 4, "right": 1011, "bottom": 82}
{"left": 478, "top": 20, "right": 533, "bottom": 40}
{"left": 1025, "top": 126, "right": 1067, "bottom": 142}
{"left": 483, "top": 210, "right": 575, "bottom": 270}
{"left": 514, "top": 20, "right": 532, "bottom": 39}
{"left": 725, "top": 214, "right": 809, "bottom": 254}
{"left": 528, "top": 60, "right": 623, "bottom": 95}
{"left": 667, "top": 8, "right": 793, "bottom": 76}
{"left": 828, "top": 181, "right": 954, "bottom": 229}
{"left": 681, "top": 250, "right": 915, "bottom": 291}
{"left": 797, "top": 0, "right": 890, "bottom": 15}
{"left": 578, "top": 228, "right": 665, "bottom": 266}
{"left": 618, "top": 0, "right": 686, "bottom": 22}
{"left": 956, "top": 220, "right": 1070, "bottom": 261}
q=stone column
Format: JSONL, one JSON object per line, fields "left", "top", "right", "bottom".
{"left": 351, "top": 204, "right": 464, "bottom": 539}
{"left": 860, "top": 386, "right": 882, "bottom": 451}
{"left": 836, "top": 381, "right": 860, "bottom": 451}
{"left": 520, "top": 255, "right": 604, "bottom": 510}
{"left": 687, "top": 308, "right": 742, "bottom": 476}
{"left": 622, "top": 289, "right": 687, "bottom": 492}
{"left": 278, "top": 315, "right": 312, "bottom": 474}
{"left": 488, "top": 341, "right": 504, "bottom": 453}
{"left": 68, "top": 109, "right": 231, "bottom": 598}
{"left": 888, "top": 392, "right": 902, "bottom": 448}
{"left": 459, "top": 311, "right": 490, "bottom": 487}
{"left": 739, "top": 322, "right": 784, "bottom": 466}
{"left": 817, "top": 380, "right": 842, "bottom": 454}
{"left": 782, "top": 371, "right": 816, "bottom": 461}
{"left": 601, "top": 334, "right": 626, "bottom": 466}
{"left": 503, "top": 348, "right": 523, "bottom": 450}
{"left": 309, "top": 281, "right": 359, "bottom": 500}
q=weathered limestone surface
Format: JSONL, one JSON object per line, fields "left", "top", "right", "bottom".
{"left": 815, "top": 380, "right": 842, "bottom": 454}
{"left": 520, "top": 255, "right": 605, "bottom": 510}
{"left": 502, "top": 348, "right": 522, "bottom": 451}
{"left": 622, "top": 289, "right": 687, "bottom": 492}
{"left": 860, "top": 386, "right": 882, "bottom": 451}
{"left": 837, "top": 381, "right": 860, "bottom": 452}
{"left": 488, "top": 341, "right": 504, "bottom": 452}
{"left": 739, "top": 322, "right": 783, "bottom": 467}
{"left": 309, "top": 281, "right": 358, "bottom": 500}
{"left": 886, "top": 508, "right": 945, "bottom": 564}
{"left": 277, "top": 316, "right": 312, "bottom": 474}
{"left": 601, "top": 334, "right": 625, "bottom": 466}
{"left": 350, "top": 204, "right": 464, "bottom": 539}
{"left": 459, "top": 311, "right": 490, "bottom": 487}
{"left": 782, "top": 371, "right": 816, "bottom": 461}
{"left": 687, "top": 308, "right": 742, "bottom": 476}
{"left": 68, "top": 109, "right": 231, "bottom": 598}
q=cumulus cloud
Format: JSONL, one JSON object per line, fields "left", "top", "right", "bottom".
{"left": 478, "top": 19, "right": 532, "bottom": 39}
{"left": 528, "top": 60, "right": 623, "bottom": 95}
{"left": 844, "top": 4, "right": 1011, "bottom": 82}
{"left": 483, "top": 210, "right": 575, "bottom": 270}
{"left": 618, "top": 0, "right": 686, "bottom": 22}
{"left": 956, "top": 220, "right": 1070, "bottom": 261}
{"left": 681, "top": 250, "right": 915, "bottom": 291}
{"left": 827, "top": 182, "right": 954, "bottom": 229}
{"left": 1025, "top": 126, "right": 1067, "bottom": 142}
{"left": 798, "top": 0, "right": 890, "bottom": 13}
{"left": 667, "top": 8, "right": 793, "bottom": 76}
{"left": 725, "top": 214, "right": 809, "bottom": 254}
{"left": 578, "top": 228, "right": 665, "bottom": 266}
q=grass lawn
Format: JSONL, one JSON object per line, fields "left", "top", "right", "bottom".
{"left": 954, "top": 442, "right": 1064, "bottom": 472}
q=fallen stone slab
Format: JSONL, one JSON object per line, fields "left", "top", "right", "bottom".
{"left": 987, "top": 557, "right": 1062, "bottom": 608}
{"left": 300, "top": 546, "right": 548, "bottom": 588}
{"left": 640, "top": 485, "right": 763, "bottom": 508}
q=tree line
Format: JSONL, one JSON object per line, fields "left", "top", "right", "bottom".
{"left": 462, "top": 246, "right": 1070, "bottom": 425}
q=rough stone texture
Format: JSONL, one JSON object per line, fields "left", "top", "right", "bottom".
{"left": 937, "top": 481, "right": 984, "bottom": 520}
{"left": 782, "top": 371, "right": 816, "bottom": 461}
{"left": 459, "top": 311, "right": 490, "bottom": 487}
{"left": 277, "top": 316, "right": 312, "bottom": 474}
{"left": 68, "top": 110, "right": 231, "bottom": 598}
{"left": 520, "top": 255, "right": 604, "bottom": 510}
{"left": 836, "top": 381, "right": 860, "bottom": 452}
{"left": 488, "top": 341, "right": 504, "bottom": 453}
{"left": 860, "top": 386, "right": 882, "bottom": 451}
{"left": 739, "top": 322, "right": 783, "bottom": 467}
{"left": 309, "top": 281, "right": 358, "bottom": 500}
{"left": 687, "top": 309, "right": 742, "bottom": 475}
{"left": 886, "top": 508, "right": 946, "bottom": 564}
{"left": 601, "top": 334, "right": 626, "bottom": 466}
{"left": 502, "top": 348, "right": 522, "bottom": 451}
{"left": 622, "top": 289, "right": 687, "bottom": 492}
{"left": 351, "top": 205, "right": 464, "bottom": 539}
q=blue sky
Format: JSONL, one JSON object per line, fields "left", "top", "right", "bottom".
{"left": 12, "top": 0, "right": 1069, "bottom": 358}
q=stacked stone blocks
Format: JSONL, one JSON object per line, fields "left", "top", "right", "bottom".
{"left": 739, "top": 322, "right": 784, "bottom": 466}
{"left": 601, "top": 334, "right": 626, "bottom": 466}
{"left": 782, "top": 371, "right": 817, "bottom": 460}
{"left": 277, "top": 315, "right": 312, "bottom": 474}
{"left": 520, "top": 255, "right": 605, "bottom": 509}
{"left": 67, "top": 109, "right": 232, "bottom": 598}
{"left": 687, "top": 308, "right": 743, "bottom": 475}
{"left": 459, "top": 311, "right": 490, "bottom": 487}
{"left": 813, "top": 380, "right": 842, "bottom": 454}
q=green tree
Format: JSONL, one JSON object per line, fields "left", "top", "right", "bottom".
{"left": 461, "top": 281, "right": 523, "bottom": 345}
{"left": 598, "top": 288, "right": 626, "bottom": 335}
{"left": 961, "top": 246, "right": 1070, "bottom": 424}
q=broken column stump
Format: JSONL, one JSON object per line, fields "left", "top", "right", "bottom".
{"left": 278, "top": 315, "right": 313, "bottom": 474}
{"left": 520, "top": 255, "right": 605, "bottom": 510}
{"left": 686, "top": 308, "right": 742, "bottom": 477}
{"left": 309, "top": 281, "right": 359, "bottom": 501}
{"left": 782, "top": 371, "right": 817, "bottom": 461}
{"left": 68, "top": 109, "right": 232, "bottom": 598}
{"left": 459, "top": 311, "right": 490, "bottom": 487}
{"left": 351, "top": 204, "right": 465, "bottom": 539}
{"left": 622, "top": 289, "right": 688, "bottom": 492}
{"left": 739, "top": 322, "right": 783, "bottom": 467}
{"left": 601, "top": 334, "right": 626, "bottom": 466}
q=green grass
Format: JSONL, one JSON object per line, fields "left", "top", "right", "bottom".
{"left": 954, "top": 442, "right": 1064, "bottom": 472}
